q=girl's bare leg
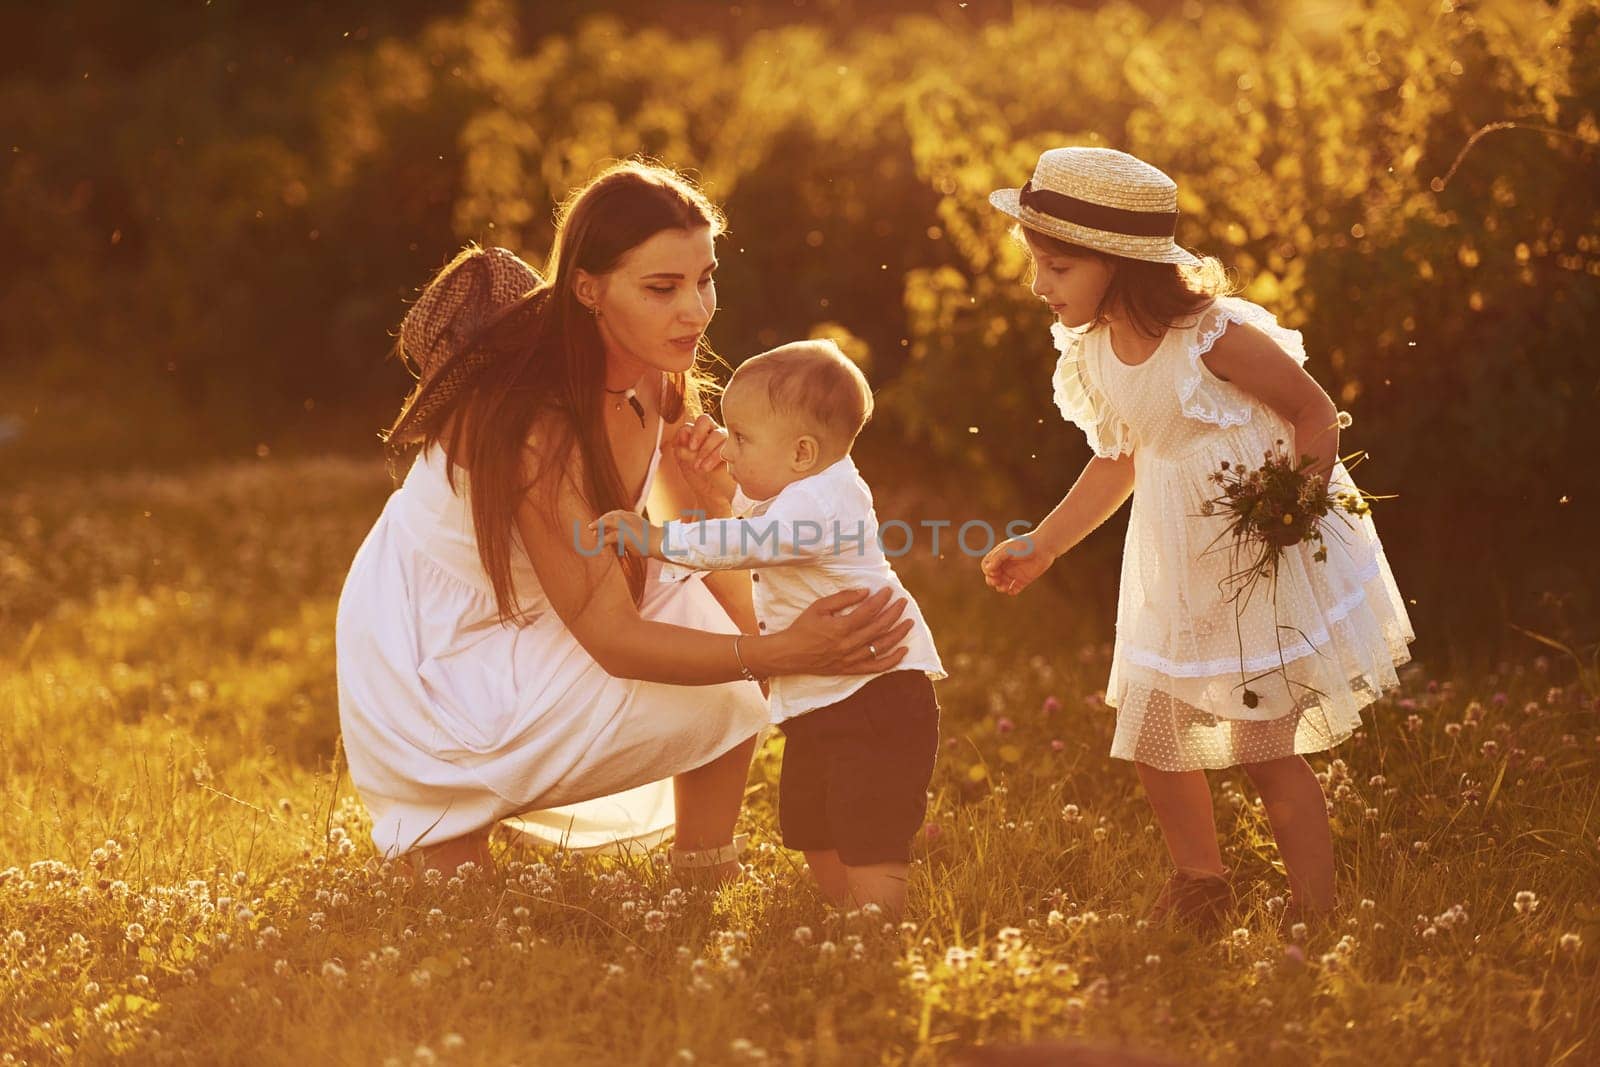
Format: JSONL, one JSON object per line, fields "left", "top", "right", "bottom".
{"left": 1134, "top": 762, "right": 1226, "bottom": 875}
{"left": 672, "top": 734, "right": 759, "bottom": 885}
{"left": 1243, "top": 755, "right": 1336, "bottom": 911}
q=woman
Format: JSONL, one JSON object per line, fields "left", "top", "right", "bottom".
{"left": 336, "top": 161, "right": 913, "bottom": 881}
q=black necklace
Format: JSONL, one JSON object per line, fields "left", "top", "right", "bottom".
{"left": 604, "top": 380, "right": 647, "bottom": 428}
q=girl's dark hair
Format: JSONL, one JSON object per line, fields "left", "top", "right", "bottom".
{"left": 1016, "top": 224, "right": 1235, "bottom": 336}
{"left": 418, "top": 160, "right": 726, "bottom": 623}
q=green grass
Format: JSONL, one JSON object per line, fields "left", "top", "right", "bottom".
{"left": 1, "top": 455, "right": 1596, "bottom": 1065}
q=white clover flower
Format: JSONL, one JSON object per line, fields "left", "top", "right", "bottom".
{"left": 1558, "top": 932, "right": 1582, "bottom": 954}
{"left": 791, "top": 926, "right": 813, "bottom": 946}
{"left": 1144, "top": 954, "right": 1161, "bottom": 966}
{"left": 409, "top": 969, "right": 432, "bottom": 988}
{"left": 1514, "top": 890, "right": 1539, "bottom": 915}
{"left": 124, "top": 923, "right": 145, "bottom": 943}
{"left": 604, "top": 963, "right": 625, "bottom": 979}
{"left": 412, "top": 1046, "right": 437, "bottom": 1065}
{"left": 321, "top": 960, "right": 347, "bottom": 983}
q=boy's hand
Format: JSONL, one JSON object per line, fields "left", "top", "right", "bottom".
{"left": 673, "top": 414, "right": 736, "bottom": 516}
{"left": 589, "top": 510, "right": 662, "bottom": 558}
{"left": 980, "top": 535, "right": 1056, "bottom": 597}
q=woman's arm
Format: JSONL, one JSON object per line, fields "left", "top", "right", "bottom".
{"left": 1031, "top": 452, "right": 1137, "bottom": 560}
{"left": 517, "top": 423, "right": 913, "bottom": 683}
{"left": 648, "top": 416, "right": 758, "bottom": 636}
{"left": 1200, "top": 322, "right": 1340, "bottom": 478}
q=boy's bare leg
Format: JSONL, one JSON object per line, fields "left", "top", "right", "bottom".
{"left": 803, "top": 849, "right": 851, "bottom": 905}
{"left": 844, "top": 861, "right": 911, "bottom": 919}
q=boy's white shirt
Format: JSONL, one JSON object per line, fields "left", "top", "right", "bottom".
{"left": 656, "top": 454, "right": 946, "bottom": 724}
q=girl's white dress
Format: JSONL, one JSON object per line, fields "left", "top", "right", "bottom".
{"left": 336, "top": 415, "right": 768, "bottom": 858}
{"left": 1052, "top": 296, "right": 1413, "bottom": 771}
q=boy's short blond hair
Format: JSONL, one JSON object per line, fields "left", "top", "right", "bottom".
{"left": 728, "top": 339, "right": 874, "bottom": 450}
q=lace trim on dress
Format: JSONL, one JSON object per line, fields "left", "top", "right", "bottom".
{"left": 1050, "top": 321, "right": 1134, "bottom": 459}
{"left": 1116, "top": 553, "right": 1384, "bottom": 677}
{"left": 1179, "top": 296, "right": 1309, "bottom": 429}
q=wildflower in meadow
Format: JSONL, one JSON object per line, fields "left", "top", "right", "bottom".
{"left": 1559, "top": 933, "right": 1582, "bottom": 954}
{"left": 1514, "top": 891, "right": 1539, "bottom": 915}
{"left": 1042, "top": 696, "right": 1061, "bottom": 714}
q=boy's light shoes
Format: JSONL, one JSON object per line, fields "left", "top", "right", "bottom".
{"left": 1148, "top": 866, "right": 1235, "bottom": 931}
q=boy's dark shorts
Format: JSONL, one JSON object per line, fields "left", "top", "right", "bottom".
{"left": 777, "top": 669, "right": 941, "bottom": 866}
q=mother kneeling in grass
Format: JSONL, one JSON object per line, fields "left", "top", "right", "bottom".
{"left": 335, "top": 161, "right": 913, "bottom": 881}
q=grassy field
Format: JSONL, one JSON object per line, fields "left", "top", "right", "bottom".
{"left": 1, "top": 455, "right": 1596, "bottom": 1066}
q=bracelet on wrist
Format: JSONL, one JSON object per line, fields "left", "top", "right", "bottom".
{"left": 732, "top": 633, "right": 762, "bottom": 683}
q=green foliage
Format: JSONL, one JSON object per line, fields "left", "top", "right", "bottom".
{"left": 1, "top": 0, "right": 1596, "bottom": 646}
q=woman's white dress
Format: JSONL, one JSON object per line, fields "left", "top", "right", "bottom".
{"left": 1051, "top": 296, "right": 1414, "bottom": 771}
{"left": 336, "top": 414, "right": 768, "bottom": 858}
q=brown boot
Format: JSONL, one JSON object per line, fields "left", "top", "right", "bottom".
{"left": 1149, "top": 868, "right": 1234, "bottom": 931}
{"left": 1277, "top": 893, "right": 1339, "bottom": 938}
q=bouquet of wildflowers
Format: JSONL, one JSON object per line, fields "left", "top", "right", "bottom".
{"left": 1200, "top": 432, "right": 1385, "bottom": 708}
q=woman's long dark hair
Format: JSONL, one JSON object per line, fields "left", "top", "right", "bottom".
{"left": 1017, "top": 224, "right": 1235, "bottom": 337}
{"left": 412, "top": 161, "right": 726, "bottom": 622}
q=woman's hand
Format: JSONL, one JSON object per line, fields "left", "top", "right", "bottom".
{"left": 981, "top": 535, "right": 1057, "bottom": 597}
{"left": 773, "top": 587, "right": 915, "bottom": 675}
{"left": 672, "top": 414, "right": 736, "bottom": 516}
{"left": 589, "top": 509, "right": 662, "bottom": 559}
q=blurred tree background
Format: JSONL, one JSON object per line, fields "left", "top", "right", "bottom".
{"left": 2, "top": 0, "right": 1597, "bottom": 658}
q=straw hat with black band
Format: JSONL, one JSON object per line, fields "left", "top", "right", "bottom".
{"left": 988, "top": 147, "right": 1199, "bottom": 266}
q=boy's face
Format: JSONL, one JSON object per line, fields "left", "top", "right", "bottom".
{"left": 1026, "top": 234, "right": 1115, "bottom": 330}
{"left": 719, "top": 381, "right": 816, "bottom": 501}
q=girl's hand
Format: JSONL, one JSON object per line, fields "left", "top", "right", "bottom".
{"left": 777, "top": 587, "right": 915, "bottom": 675}
{"left": 980, "top": 535, "right": 1056, "bottom": 597}
{"left": 589, "top": 510, "right": 661, "bottom": 558}
{"left": 672, "top": 414, "right": 736, "bottom": 515}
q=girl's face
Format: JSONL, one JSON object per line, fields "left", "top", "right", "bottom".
{"left": 1026, "top": 235, "right": 1115, "bottom": 329}
{"left": 578, "top": 226, "right": 717, "bottom": 376}
{"left": 719, "top": 382, "right": 815, "bottom": 502}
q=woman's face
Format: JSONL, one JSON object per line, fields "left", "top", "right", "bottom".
{"left": 1026, "top": 235, "right": 1115, "bottom": 329}
{"left": 580, "top": 226, "right": 717, "bottom": 376}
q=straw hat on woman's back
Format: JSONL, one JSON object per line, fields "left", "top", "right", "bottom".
{"left": 382, "top": 245, "right": 543, "bottom": 448}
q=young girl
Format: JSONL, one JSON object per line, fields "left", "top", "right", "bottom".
{"left": 979, "top": 147, "right": 1414, "bottom": 925}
